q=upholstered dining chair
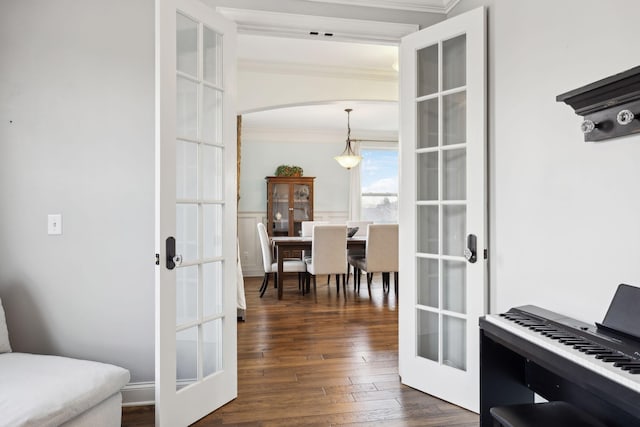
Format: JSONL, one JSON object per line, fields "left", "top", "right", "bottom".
{"left": 257, "top": 223, "right": 306, "bottom": 297}
{"left": 349, "top": 224, "right": 399, "bottom": 295}
{"left": 304, "top": 224, "right": 348, "bottom": 294}
{"left": 345, "top": 220, "right": 373, "bottom": 285}
{"left": 301, "top": 220, "right": 329, "bottom": 238}
{"left": 301, "top": 220, "right": 328, "bottom": 258}
{"left": 301, "top": 220, "right": 330, "bottom": 283}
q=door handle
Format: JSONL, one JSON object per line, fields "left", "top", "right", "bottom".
{"left": 464, "top": 234, "right": 477, "bottom": 264}
{"left": 165, "top": 237, "right": 183, "bottom": 269}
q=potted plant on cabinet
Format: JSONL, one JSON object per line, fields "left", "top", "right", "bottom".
{"left": 275, "top": 164, "right": 303, "bottom": 177}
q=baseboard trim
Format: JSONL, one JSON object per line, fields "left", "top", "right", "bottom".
{"left": 122, "top": 382, "right": 155, "bottom": 406}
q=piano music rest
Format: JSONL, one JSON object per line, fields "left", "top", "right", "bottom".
{"left": 490, "top": 401, "right": 607, "bottom": 427}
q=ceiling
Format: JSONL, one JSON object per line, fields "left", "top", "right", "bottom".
{"left": 239, "top": 34, "right": 399, "bottom": 135}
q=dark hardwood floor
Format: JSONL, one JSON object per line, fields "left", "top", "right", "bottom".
{"left": 122, "top": 274, "right": 478, "bottom": 426}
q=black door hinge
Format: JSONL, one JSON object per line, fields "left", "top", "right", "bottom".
{"left": 155, "top": 253, "right": 160, "bottom": 265}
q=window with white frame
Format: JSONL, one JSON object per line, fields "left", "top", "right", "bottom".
{"left": 359, "top": 147, "right": 398, "bottom": 223}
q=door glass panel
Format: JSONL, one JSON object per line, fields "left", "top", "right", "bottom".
{"left": 203, "top": 27, "right": 221, "bottom": 85}
{"left": 177, "top": 77, "right": 198, "bottom": 140}
{"left": 176, "top": 265, "right": 198, "bottom": 326}
{"left": 417, "top": 44, "right": 438, "bottom": 97}
{"left": 203, "top": 204, "right": 222, "bottom": 258}
{"left": 203, "top": 261, "right": 222, "bottom": 317}
{"left": 417, "top": 98, "right": 439, "bottom": 149}
{"left": 177, "top": 203, "right": 198, "bottom": 262}
{"left": 176, "top": 326, "right": 197, "bottom": 388}
{"left": 443, "top": 260, "right": 466, "bottom": 314}
{"left": 417, "top": 152, "right": 438, "bottom": 201}
{"left": 176, "top": 13, "right": 198, "bottom": 77}
{"left": 443, "top": 315, "right": 466, "bottom": 371}
{"left": 443, "top": 149, "right": 466, "bottom": 200}
{"left": 202, "top": 86, "right": 222, "bottom": 144}
{"left": 417, "top": 205, "right": 438, "bottom": 254}
{"left": 443, "top": 205, "right": 465, "bottom": 256}
{"left": 443, "top": 35, "right": 466, "bottom": 90}
{"left": 417, "top": 309, "right": 439, "bottom": 361}
{"left": 202, "top": 145, "right": 223, "bottom": 200}
{"left": 443, "top": 91, "right": 466, "bottom": 146}
{"left": 417, "top": 258, "right": 438, "bottom": 307}
{"left": 176, "top": 140, "right": 198, "bottom": 199}
{"left": 203, "top": 319, "right": 223, "bottom": 377}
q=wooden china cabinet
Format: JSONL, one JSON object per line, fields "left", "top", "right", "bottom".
{"left": 265, "top": 176, "right": 315, "bottom": 237}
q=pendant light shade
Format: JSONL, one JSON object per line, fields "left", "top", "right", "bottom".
{"left": 334, "top": 108, "right": 362, "bottom": 169}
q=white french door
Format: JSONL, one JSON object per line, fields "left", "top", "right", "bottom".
{"left": 155, "top": 0, "right": 237, "bottom": 425}
{"left": 398, "top": 7, "right": 486, "bottom": 412}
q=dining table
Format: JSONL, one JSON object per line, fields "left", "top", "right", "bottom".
{"left": 270, "top": 235, "right": 366, "bottom": 299}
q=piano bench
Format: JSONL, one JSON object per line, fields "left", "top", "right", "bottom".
{"left": 490, "top": 401, "right": 607, "bottom": 427}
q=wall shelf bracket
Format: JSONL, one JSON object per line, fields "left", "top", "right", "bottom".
{"left": 557, "top": 65, "right": 640, "bottom": 142}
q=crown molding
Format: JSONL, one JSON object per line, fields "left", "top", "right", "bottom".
{"left": 301, "top": 0, "right": 461, "bottom": 14}
{"left": 217, "top": 8, "right": 418, "bottom": 45}
{"left": 238, "top": 59, "right": 397, "bottom": 82}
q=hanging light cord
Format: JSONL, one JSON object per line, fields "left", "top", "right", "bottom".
{"left": 344, "top": 108, "right": 354, "bottom": 154}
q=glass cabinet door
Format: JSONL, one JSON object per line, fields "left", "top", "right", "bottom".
{"left": 292, "top": 183, "right": 311, "bottom": 236}
{"left": 271, "top": 183, "right": 290, "bottom": 236}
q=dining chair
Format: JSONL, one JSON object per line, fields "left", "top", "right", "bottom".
{"left": 301, "top": 220, "right": 328, "bottom": 238}
{"left": 345, "top": 220, "right": 373, "bottom": 285}
{"left": 304, "top": 224, "right": 348, "bottom": 294}
{"left": 257, "top": 223, "right": 307, "bottom": 297}
{"left": 301, "top": 220, "right": 330, "bottom": 284}
{"left": 349, "top": 224, "right": 399, "bottom": 295}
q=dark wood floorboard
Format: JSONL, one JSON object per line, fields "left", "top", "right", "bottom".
{"left": 122, "top": 274, "right": 478, "bottom": 426}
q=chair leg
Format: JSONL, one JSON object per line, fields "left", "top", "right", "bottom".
{"left": 274, "top": 273, "right": 278, "bottom": 288}
{"left": 394, "top": 272, "right": 399, "bottom": 295}
{"left": 335, "top": 274, "right": 340, "bottom": 294}
{"left": 367, "top": 272, "right": 373, "bottom": 295}
{"left": 346, "top": 264, "right": 350, "bottom": 285}
{"left": 260, "top": 273, "right": 270, "bottom": 297}
{"left": 382, "top": 272, "right": 390, "bottom": 293}
{"left": 356, "top": 268, "right": 361, "bottom": 293}
{"left": 299, "top": 272, "right": 304, "bottom": 295}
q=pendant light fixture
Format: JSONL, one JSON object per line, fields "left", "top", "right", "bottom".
{"left": 334, "top": 108, "right": 362, "bottom": 169}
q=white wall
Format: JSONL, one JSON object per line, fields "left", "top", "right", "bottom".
{"left": 451, "top": 0, "right": 640, "bottom": 322}
{"left": 0, "top": 0, "right": 155, "bottom": 384}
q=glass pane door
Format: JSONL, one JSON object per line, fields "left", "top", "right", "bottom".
{"left": 398, "top": 6, "right": 486, "bottom": 413}
{"left": 156, "top": 0, "right": 237, "bottom": 424}
{"left": 175, "top": 10, "right": 225, "bottom": 389}
{"left": 416, "top": 33, "right": 469, "bottom": 371}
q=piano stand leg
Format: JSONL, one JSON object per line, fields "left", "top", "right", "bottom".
{"left": 480, "top": 329, "right": 534, "bottom": 427}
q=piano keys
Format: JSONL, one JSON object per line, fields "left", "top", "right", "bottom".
{"left": 479, "top": 284, "right": 640, "bottom": 427}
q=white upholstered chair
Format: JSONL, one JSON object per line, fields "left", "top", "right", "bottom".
{"left": 349, "top": 224, "right": 399, "bottom": 294}
{"left": 301, "top": 220, "right": 330, "bottom": 283}
{"left": 257, "top": 223, "right": 306, "bottom": 297}
{"left": 304, "top": 224, "right": 348, "bottom": 294}
{"left": 301, "top": 220, "right": 328, "bottom": 238}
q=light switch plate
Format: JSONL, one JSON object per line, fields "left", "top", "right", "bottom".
{"left": 48, "top": 214, "right": 62, "bottom": 235}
